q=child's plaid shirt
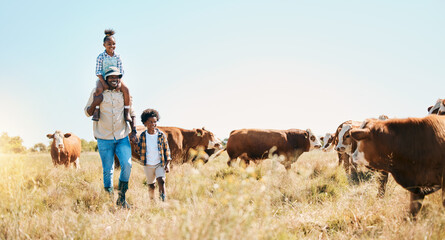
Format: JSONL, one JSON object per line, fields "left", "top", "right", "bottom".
{"left": 137, "top": 128, "right": 171, "bottom": 166}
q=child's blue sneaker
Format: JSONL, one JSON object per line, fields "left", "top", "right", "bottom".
{"left": 160, "top": 193, "right": 165, "bottom": 202}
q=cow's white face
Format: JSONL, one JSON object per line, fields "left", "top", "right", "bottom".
{"left": 321, "top": 133, "right": 333, "bottom": 152}
{"left": 306, "top": 129, "right": 321, "bottom": 150}
{"left": 54, "top": 131, "right": 65, "bottom": 149}
{"left": 208, "top": 138, "right": 223, "bottom": 150}
{"left": 428, "top": 98, "right": 442, "bottom": 115}
{"left": 336, "top": 124, "right": 352, "bottom": 153}
{"left": 352, "top": 141, "right": 369, "bottom": 166}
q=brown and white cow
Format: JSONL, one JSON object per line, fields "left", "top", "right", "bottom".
{"left": 333, "top": 120, "right": 362, "bottom": 174}
{"left": 128, "top": 126, "right": 222, "bottom": 165}
{"left": 46, "top": 131, "right": 81, "bottom": 168}
{"left": 351, "top": 115, "right": 445, "bottom": 216}
{"left": 226, "top": 128, "right": 321, "bottom": 170}
{"left": 334, "top": 115, "right": 388, "bottom": 173}
{"left": 320, "top": 133, "right": 335, "bottom": 152}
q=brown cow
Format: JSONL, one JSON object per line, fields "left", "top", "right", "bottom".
{"left": 351, "top": 115, "right": 445, "bottom": 217}
{"left": 46, "top": 131, "right": 81, "bottom": 168}
{"left": 226, "top": 128, "right": 321, "bottom": 170}
{"left": 127, "top": 126, "right": 222, "bottom": 165}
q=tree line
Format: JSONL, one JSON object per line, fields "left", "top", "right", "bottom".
{"left": 0, "top": 132, "right": 98, "bottom": 154}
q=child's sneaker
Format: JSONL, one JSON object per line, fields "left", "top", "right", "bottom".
{"left": 92, "top": 108, "right": 100, "bottom": 121}
{"left": 160, "top": 193, "right": 165, "bottom": 202}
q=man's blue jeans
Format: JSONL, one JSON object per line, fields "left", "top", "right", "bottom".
{"left": 97, "top": 136, "right": 132, "bottom": 188}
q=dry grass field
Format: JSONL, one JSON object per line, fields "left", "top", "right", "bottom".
{"left": 1, "top": 151, "right": 444, "bottom": 239}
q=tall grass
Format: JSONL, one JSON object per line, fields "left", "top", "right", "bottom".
{"left": 0, "top": 151, "right": 444, "bottom": 239}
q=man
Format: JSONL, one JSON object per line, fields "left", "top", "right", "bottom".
{"left": 84, "top": 66, "right": 137, "bottom": 209}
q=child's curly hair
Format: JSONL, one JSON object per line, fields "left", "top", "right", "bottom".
{"left": 103, "top": 29, "right": 115, "bottom": 43}
{"left": 141, "top": 109, "right": 160, "bottom": 124}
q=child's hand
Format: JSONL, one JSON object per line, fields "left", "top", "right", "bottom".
{"left": 165, "top": 162, "right": 170, "bottom": 173}
{"left": 133, "top": 144, "right": 140, "bottom": 152}
{"left": 129, "top": 131, "right": 138, "bottom": 144}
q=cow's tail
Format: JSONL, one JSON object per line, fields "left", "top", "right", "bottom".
{"left": 208, "top": 147, "right": 227, "bottom": 162}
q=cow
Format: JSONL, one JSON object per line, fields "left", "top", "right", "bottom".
{"left": 226, "top": 128, "right": 321, "bottom": 170}
{"left": 335, "top": 115, "right": 388, "bottom": 173}
{"left": 333, "top": 120, "right": 362, "bottom": 174}
{"left": 351, "top": 115, "right": 445, "bottom": 217}
{"left": 427, "top": 98, "right": 442, "bottom": 115}
{"left": 320, "top": 133, "right": 335, "bottom": 152}
{"left": 334, "top": 117, "right": 389, "bottom": 197}
{"left": 46, "top": 131, "right": 81, "bottom": 168}
{"left": 124, "top": 126, "right": 222, "bottom": 165}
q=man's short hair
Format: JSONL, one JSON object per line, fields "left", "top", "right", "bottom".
{"left": 141, "top": 109, "right": 160, "bottom": 124}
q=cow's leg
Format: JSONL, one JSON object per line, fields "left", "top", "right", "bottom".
{"left": 283, "top": 161, "right": 292, "bottom": 170}
{"left": 227, "top": 158, "right": 235, "bottom": 167}
{"left": 441, "top": 169, "right": 445, "bottom": 208}
{"left": 343, "top": 154, "right": 350, "bottom": 175}
{"left": 377, "top": 171, "right": 389, "bottom": 198}
{"left": 239, "top": 153, "right": 250, "bottom": 168}
{"left": 114, "top": 155, "right": 121, "bottom": 169}
{"left": 337, "top": 152, "right": 343, "bottom": 166}
{"left": 409, "top": 192, "right": 425, "bottom": 218}
{"left": 74, "top": 157, "right": 80, "bottom": 169}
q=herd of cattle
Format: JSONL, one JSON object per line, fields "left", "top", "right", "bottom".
{"left": 46, "top": 98, "right": 445, "bottom": 217}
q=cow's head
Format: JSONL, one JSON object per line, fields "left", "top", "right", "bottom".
{"left": 305, "top": 129, "right": 321, "bottom": 150}
{"left": 378, "top": 115, "right": 389, "bottom": 120}
{"left": 428, "top": 99, "right": 442, "bottom": 115}
{"left": 194, "top": 127, "right": 223, "bottom": 150}
{"left": 321, "top": 133, "right": 334, "bottom": 152}
{"left": 438, "top": 99, "right": 445, "bottom": 115}
{"left": 335, "top": 124, "right": 354, "bottom": 153}
{"left": 47, "top": 130, "right": 71, "bottom": 150}
{"left": 350, "top": 120, "right": 379, "bottom": 168}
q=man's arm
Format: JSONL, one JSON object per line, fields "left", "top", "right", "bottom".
{"left": 85, "top": 89, "right": 103, "bottom": 117}
{"left": 128, "top": 116, "right": 137, "bottom": 144}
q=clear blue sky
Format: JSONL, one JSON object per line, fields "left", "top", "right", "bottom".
{"left": 1, "top": 0, "right": 444, "bottom": 147}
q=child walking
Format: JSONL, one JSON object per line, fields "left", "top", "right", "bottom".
{"left": 93, "top": 29, "right": 132, "bottom": 122}
{"left": 136, "top": 109, "right": 171, "bottom": 201}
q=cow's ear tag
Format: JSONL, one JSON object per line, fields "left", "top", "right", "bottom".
{"left": 195, "top": 129, "right": 203, "bottom": 136}
{"left": 305, "top": 129, "right": 310, "bottom": 139}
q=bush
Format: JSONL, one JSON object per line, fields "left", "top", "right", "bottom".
{"left": 31, "top": 143, "right": 48, "bottom": 152}
{"left": 80, "top": 139, "right": 98, "bottom": 152}
{"left": 0, "top": 132, "right": 27, "bottom": 153}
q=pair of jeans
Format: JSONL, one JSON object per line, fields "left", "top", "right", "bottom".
{"left": 97, "top": 136, "right": 132, "bottom": 188}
